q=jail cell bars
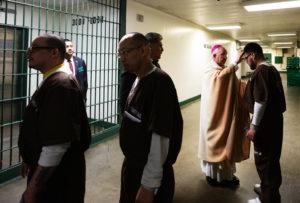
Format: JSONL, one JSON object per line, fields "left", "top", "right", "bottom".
{"left": 0, "top": 0, "right": 123, "bottom": 183}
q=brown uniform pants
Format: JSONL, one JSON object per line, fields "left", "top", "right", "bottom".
{"left": 254, "top": 114, "right": 283, "bottom": 203}
{"left": 120, "top": 158, "right": 175, "bottom": 203}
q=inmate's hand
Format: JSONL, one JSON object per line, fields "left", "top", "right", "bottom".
{"left": 21, "top": 162, "right": 31, "bottom": 178}
{"left": 235, "top": 51, "right": 245, "bottom": 65}
{"left": 246, "top": 128, "right": 256, "bottom": 141}
{"left": 135, "top": 185, "right": 154, "bottom": 203}
{"left": 23, "top": 187, "right": 37, "bottom": 203}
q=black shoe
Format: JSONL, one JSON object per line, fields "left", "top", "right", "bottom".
{"left": 254, "top": 184, "right": 261, "bottom": 195}
{"left": 232, "top": 175, "right": 240, "bottom": 185}
{"left": 206, "top": 176, "right": 219, "bottom": 186}
{"left": 220, "top": 175, "right": 240, "bottom": 188}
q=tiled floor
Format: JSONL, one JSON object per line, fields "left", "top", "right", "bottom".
{"left": 1, "top": 74, "right": 300, "bottom": 203}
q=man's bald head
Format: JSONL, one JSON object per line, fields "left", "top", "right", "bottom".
{"left": 120, "top": 32, "right": 149, "bottom": 48}
{"left": 43, "top": 34, "right": 66, "bottom": 59}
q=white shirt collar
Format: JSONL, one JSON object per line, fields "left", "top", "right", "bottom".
{"left": 258, "top": 61, "right": 272, "bottom": 67}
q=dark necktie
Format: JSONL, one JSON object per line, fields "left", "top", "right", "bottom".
{"left": 68, "top": 59, "right": 74, "bottom": 73}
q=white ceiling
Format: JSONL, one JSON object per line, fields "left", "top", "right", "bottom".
{"left": 134, "top": 0, "right": 300, "bottom": 49}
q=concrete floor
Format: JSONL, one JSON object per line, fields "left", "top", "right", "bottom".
{"left": 1, "top": 73, "right": 300, "bottom": 203}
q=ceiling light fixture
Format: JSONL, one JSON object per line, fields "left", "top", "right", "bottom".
{"left": 243, "top": 1, "right": 300, "bottom": 12}
{"left": 268, "top": 33, "right": 297, "bottom": 37}
{"left": 206, "top": 24, "right": 241, "bottom": 30}
{"left": 212, "top": 40, "right": 231, "bottom": 44}
{"left": 274, "top": 42, "right": 293, "bottom": 44}
{"left": 277, "top": 47, "right": 292, "bottom": 48}
{"left": 239, "top": 39, "right": 260, "bottom": 42}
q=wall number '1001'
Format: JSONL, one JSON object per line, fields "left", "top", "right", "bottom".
{"left": 72, "top": 16, "right": 104, "bottom": 26}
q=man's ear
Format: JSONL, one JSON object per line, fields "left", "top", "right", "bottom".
{"left": 51, "top": 48, "right": 60, "bottom": 58}
{"left": 140, "top": 44, "right": 150, "bottom": 57}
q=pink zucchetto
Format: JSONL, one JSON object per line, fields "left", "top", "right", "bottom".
{"left": 211, "top": 45, "right": 221, "bottom": 54}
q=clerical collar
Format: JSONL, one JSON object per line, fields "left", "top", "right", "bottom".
{"left": 43, "top": 63, "right": 64, "bottom": 78}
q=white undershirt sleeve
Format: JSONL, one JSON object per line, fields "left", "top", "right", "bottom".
{"left": 252, "top": 101, "right": 267, "bottom": 126}
{"left": 141, "top": 132, "right": 169, "bottom": 190}
{"left": 38, "top": 142, "right": 70, "bottom": 167}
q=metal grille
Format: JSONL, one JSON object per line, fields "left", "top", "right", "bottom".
{"left": 0, "top": 0, "right": 125, "bottom": 184}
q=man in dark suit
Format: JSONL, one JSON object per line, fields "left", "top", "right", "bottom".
{"left": 65, "top": 39, "right": 88, "bottom": 101}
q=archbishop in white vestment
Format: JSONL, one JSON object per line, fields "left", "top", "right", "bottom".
{"left": 198, "top": 45, "right": 250, "bottom": 186}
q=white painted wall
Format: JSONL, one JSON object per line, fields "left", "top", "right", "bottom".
{"left": 126, "top": 0, "right": 239, "bottom": 102}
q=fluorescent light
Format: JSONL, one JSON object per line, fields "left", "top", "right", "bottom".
{"left": 277, "top": 47, "right": 292, "bottom": 48}
{"left": 274, "top": 42, "right": 293, "bottom": 44}
{"left": 243, "top": 1, "right": 300, "bottom": 12}
{"left": 212, "top": 40, "right": 231, "bottom": 44}
{"left": 261, "top": 45, "right": 268, "bottom": 47}
{"left": 268, "top": 33, "right": 297, "bottom": 37}
{"left": 206, "top": 24, "right": 241, "bottom": 30}
{"left": 239, "top": 39, "right": 260, "bottom": 42}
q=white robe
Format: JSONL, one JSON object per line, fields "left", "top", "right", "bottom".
{"left": 198, "top": 60, "right": 250, "bottom": 180}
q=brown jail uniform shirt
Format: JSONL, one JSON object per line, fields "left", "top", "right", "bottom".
{"left": 18, "top": 71, "right": 91, "bottom": 203}
{"left": 244, "top": 62, "right": 286, "bottom": 203}
{"left": 119, "top": 68, "right": 183, "bottom": 203}
{"left": 244, "top": 62, "right": 286, "bottom": 149}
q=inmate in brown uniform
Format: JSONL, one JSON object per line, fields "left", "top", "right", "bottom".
{"left": 18, "top": 72, "right": 91, "bottom": 203}
{"left": 245, "top": 63, "right": 286, "bottom": 203}
{"left": 119, "top": 68, "right": 183, "bottom": 203}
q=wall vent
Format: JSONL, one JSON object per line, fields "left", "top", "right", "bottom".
{"left": 136, "top": 14, "right": 144, "bottom": 22}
